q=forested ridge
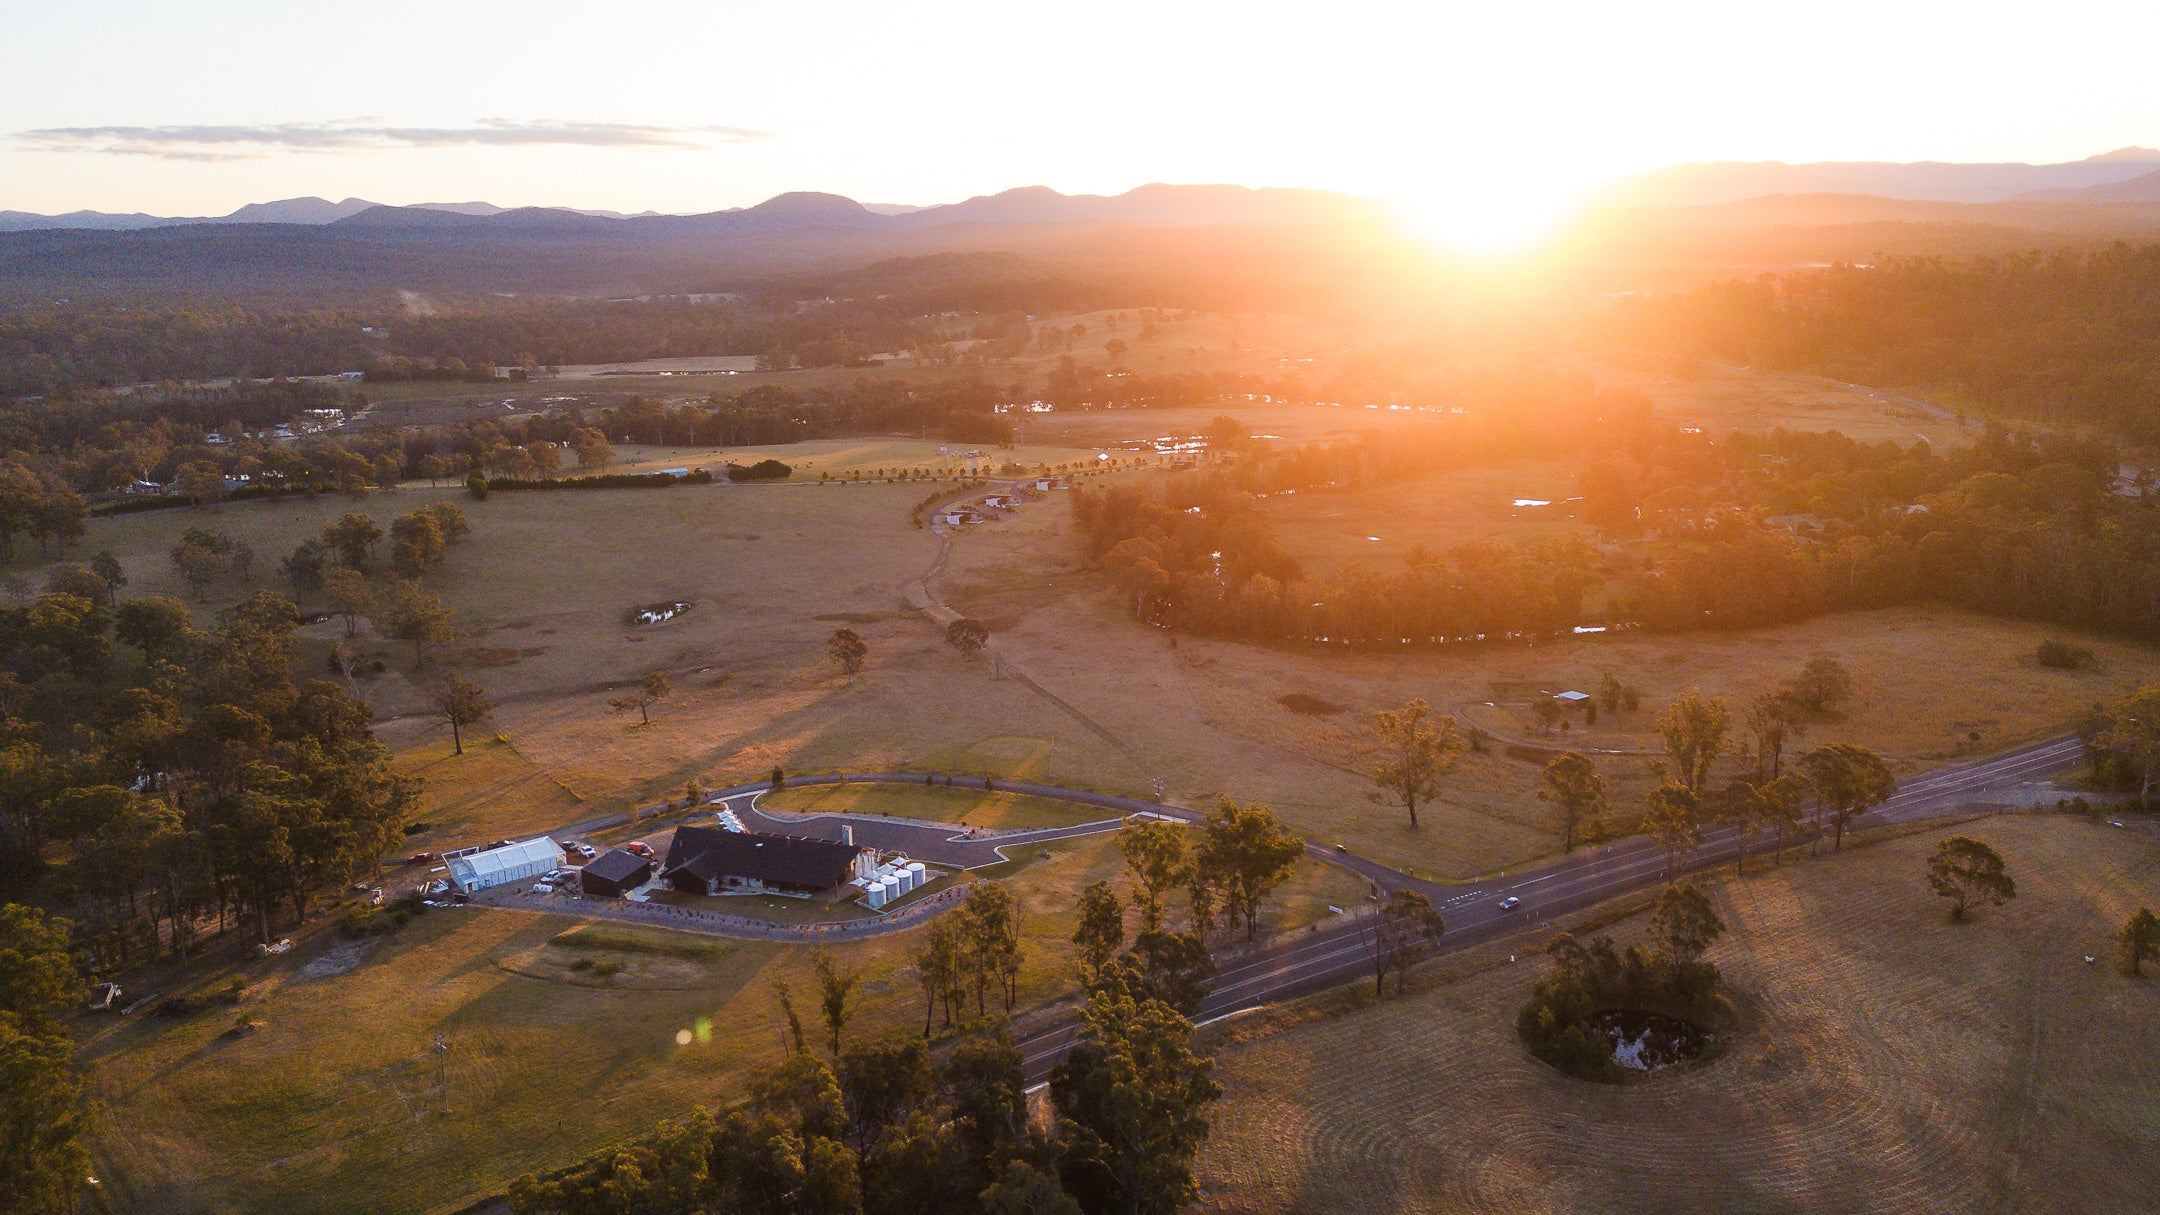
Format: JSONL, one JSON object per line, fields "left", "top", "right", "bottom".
{"left": 1623, "top": 243, "right": 2160, "bottom": 440}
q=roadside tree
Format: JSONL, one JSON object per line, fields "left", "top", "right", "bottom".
{"left": 1539, "top": 751, "right": 1606, "bottom": 853}
{"left": 1117, "top": 819, "right": 1190, "bottom": 932}
{"left": 1658, "top": 691, "right": 1730, "bottom": 795}
{"left": 1801, "top": 743, "right": 1896, "bottom": 851}
{"left": 1369, "top": 697, "right": 1464, "bottom": 829}
{"left": 1357, "top": 889, "right": 1446, "bottom": 995}
{"left": 1073, "top": 882, "right": 1125, "bottom": 981}
{"left": 1192, "top": 797, "right": 1303, "bottom": 940}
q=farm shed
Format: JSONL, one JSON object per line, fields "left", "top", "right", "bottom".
{"left": 445, "top": 837, "right": 564, "bottom": 894}
{"left": 579, "top": 848, "right": 652, "bottom": 899}
{"left": 661, "top": 827, "right": 872, "bottom": 901}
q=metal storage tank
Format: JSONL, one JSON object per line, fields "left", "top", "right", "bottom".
{"left": 880, "top": 874, "right": 902, "bottom": 902}
{"left": 865, "top": 881, "right": 888, "bottom": 909}
{"left": 905, "top": 861, "right": 927, "bottom": 890}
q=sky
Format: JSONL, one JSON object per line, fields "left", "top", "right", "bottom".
{"left": 8, "top": 0, "right": 2160, "bottom": 245}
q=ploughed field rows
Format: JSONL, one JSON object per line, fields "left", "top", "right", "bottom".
{"left": 1194, "top": 817, "right": 2160, "bottom": 1215}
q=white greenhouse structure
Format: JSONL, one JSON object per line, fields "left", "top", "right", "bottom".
{"left": 446, "top": 837, "right": 564, "bottom": 894}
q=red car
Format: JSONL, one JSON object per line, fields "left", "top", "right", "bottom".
{"left": 625, "top": 841, "right": 655, "bottom": 859}
{"left": 405, "top": 851, "right": 438, "bottom": 865}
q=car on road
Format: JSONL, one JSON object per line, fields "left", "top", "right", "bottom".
{"left": 1497, "top": 896, "right": 1522, "bottom": 912}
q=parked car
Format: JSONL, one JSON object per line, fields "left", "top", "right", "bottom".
{"left": 405, "top": 851, "right": 438, "bottom": 865}
{"left": 1497, "top": 896, "right": 1522, "bottom": 912}
{"left": 574, "top": 843, "right": 598, "bottom": 859}
{"left": 625, "top": 841, "right": 655, "bottom": 859}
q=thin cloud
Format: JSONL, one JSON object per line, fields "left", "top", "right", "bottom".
{"left": 11, "top": 119, "right": 770, "bottom": 160}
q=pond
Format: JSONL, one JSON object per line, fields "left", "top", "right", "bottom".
{"left": 1593, "top": 1009, "right": 1710, "bottom": 1071}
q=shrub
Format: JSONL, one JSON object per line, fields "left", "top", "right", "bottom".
{"left": 340, "top": 891, "right": 428, "bottom": 938}
{"left": 2037, "top": 639, "right": 2094, "bottom": 670}
{"left": 726, "top": 459, "right": 792, "bottom": 482}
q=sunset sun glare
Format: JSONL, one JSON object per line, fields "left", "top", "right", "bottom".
{"left": 1392, "top": 186, "right": 1581, "bottom": 258}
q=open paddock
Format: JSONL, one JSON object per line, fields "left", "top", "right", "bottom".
{"left": 1194, "top": 814, "right": 2160, "bottom": 1215}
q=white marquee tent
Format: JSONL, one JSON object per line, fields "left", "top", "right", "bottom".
{"left": 446, "top": 837, "right": 564, "bottom": 894}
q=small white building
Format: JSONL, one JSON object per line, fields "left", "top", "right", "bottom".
{"left": 445, "top": 837, "right": 564, "bottom": 894}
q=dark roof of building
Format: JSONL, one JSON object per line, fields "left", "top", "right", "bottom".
{"left": 662, "top": 826, "right": 863, "bottom": 890}
{"left": 583, "top": 848, "right": 651, "bottom": 885}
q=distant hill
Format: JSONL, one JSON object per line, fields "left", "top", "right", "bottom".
{"left": 2019, "top": 169, "right": 2160, "bottom": 204}
{"left": 1605, "top": 148, "right": 2160, "bottom": 207}
{"left": 0, "top": 208, "right": 183, "bottom": 233}
{"left": 222, "top": 197, "right": 380, "bottom": 224}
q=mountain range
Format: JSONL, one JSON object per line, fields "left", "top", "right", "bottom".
{"left": 0, "top": 182, "right": 1367, "bottom": 236}
{"left": 1600, "top": 147, "right": 2160, "bottom": 208}
{"left": 9, "top": 149, "right": 2160, "bottom": 236}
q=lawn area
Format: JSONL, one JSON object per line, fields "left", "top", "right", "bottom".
{"left": 760, "top": 781, "right": 1118, "bottom": 830}
{"left": 1195, "top": 814, "right": 2160, "bottom": 1215}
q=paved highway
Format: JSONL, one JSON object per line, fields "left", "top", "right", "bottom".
{"left": 1013, "top": 733, "right": 2084, "bottom": 1082}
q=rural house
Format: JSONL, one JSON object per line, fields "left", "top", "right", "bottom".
{"left": 660, "top": 826, "right": 872, "bottom": 901}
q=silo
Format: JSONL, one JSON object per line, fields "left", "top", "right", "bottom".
{"left": 865, "top": 881, "right": 888, "bottom": 910}
{"left": 905, "top": 861, "right": 927, "bottom": 891}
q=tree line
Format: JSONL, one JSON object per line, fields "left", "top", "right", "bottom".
{"left": 1610, "top": 243, "right": 2160, "bottom": 443}
{"left": 1077, "top": 414, "right": 2160, "bottom": 647}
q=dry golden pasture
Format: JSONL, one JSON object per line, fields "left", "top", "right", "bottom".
{"left": 761, "top": 782, "right": 1119, "bottom": 830}
{"left": 61, "top": 466, "right": 2160, "bottom": 881}
{"left": 1196, "top": 815, "right": 2160, "bottom": 1215}
{"left": 76, "top": 826, "right": 1364, "bottom": 1215}
{"left": 938, "top": 483, "right": 2160, "bottom": 877}
{"left": 1599, "top": 358, "right": 1975, "bottom": 448}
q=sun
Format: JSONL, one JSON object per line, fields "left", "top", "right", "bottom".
{"left": 1390, "top": 186, "right": 1582, "bottom": 259}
